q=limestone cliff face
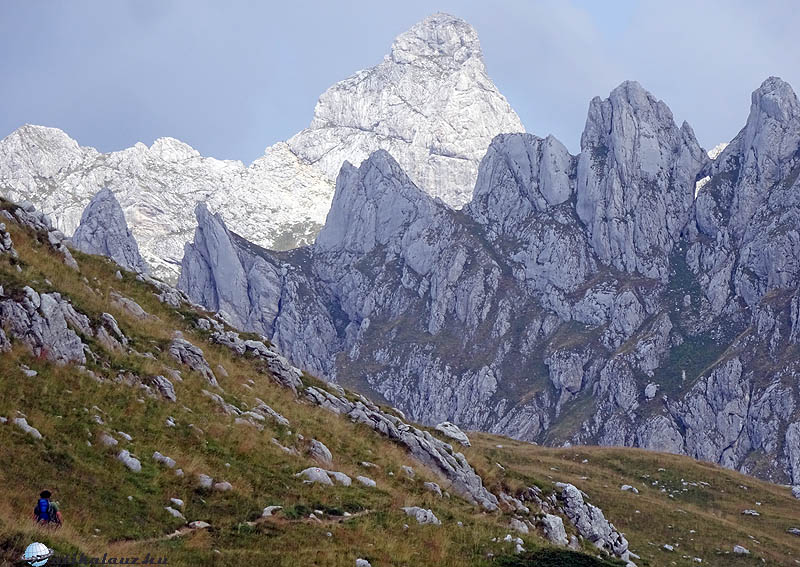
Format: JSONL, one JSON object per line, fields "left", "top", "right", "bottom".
{"left": 690, "top": 77, "right": 800, "bottom": 311}
{"left": 180, "top": 78, "right": 800, "bottom": 485}
{"left": 576, "top": 81, "right": 707, "bottom": 281}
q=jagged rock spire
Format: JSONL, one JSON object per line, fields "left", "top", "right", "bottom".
{"left": 469, "top": 133, "right": 575, "bottom": 233}
{"left": 177, "top": 203, "right": 249, "bottom": 327}
{"left": 576, "top": 80, "right": 706, "bottom": 281}
{"left": 315, "top": 150, "right": 441, "bottom": 255}
{"left": 72, "top": 188, "right": 149, "bottom": 274}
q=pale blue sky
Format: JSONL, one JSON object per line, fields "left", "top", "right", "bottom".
{"left": 1, "top": 0, "right": 798, "bottom": 162}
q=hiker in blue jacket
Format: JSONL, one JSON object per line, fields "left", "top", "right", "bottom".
{"left": 33, "top": 490, "right": 62, "bottom": 527}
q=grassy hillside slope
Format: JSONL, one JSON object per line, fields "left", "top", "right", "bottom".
{"left": 0, "top": 204, "right": 799, "bottom": 566}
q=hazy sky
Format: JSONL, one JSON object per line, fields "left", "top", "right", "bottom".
{"left": 2, "top": 1, "right": 799, "bottom": 162}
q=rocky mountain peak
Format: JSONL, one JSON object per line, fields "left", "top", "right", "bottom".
{"left": 315, "top": 150, "right": 439, "bottom": 255}
{"left": 389, "top": 13, "right": 482, "bottom": 69}
{"left": 0, "top": 124, "right": 88, "bottom": 178}
{"left": 576, "top": 80, "right": 705, "bottom": 280}
{"left": 288, "top": 15, "right": 524, "bottom": 208}
{"left": 72, "top": 188, "right": 149, "bottom": 274}
{"left": 737, "top": 76, "right": 800, "bottom": 174}
{"left": 750, "top": 76, "right": 800, "bottom": 124}
{"left": 149, "top": 137, "right": 202, "bottom": 162}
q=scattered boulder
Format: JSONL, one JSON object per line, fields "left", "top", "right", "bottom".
{"left": 644, "top": 383, "right": 658, "bottom": 400}
{"left": 97, "top": 312, "right": 128, "bottom": 350}
{"left": 356, "top": 476, "right": 376, "bottom": 488}
{"left": 271, "top": 438, "right": 299, "bottom": 455}
{"left": 7, "top": 203, "right": 78, "bottom": 270}
{"left": 253, "top": 402, "right": 290, "bottom": 427}
{"left": 401, "top": 506, "right": 441, "bottom": 525}
{"left": 165, "top": 506, "right": 185, "bottom": 520}
{"left": 296, "top": 467, "right": 334, "bottom": 486}
{"left": 19, "top": 365, "right": 37, "bottom": 377}
{"left": 196, "top": 474, "right": 214, "bottom": 489}
{"left": 202, "top": 390, "right": 240, "bottom": 415}
{"left": 0, "top": 288, "right": 87, "bottom": 364}
{"left": 540, "top": 514, "right": 568, "bottom": 546}
{"left": 621, "top": 485, "right": 639, "bottom": 494}
{"left": 663, "top": 544, "right": 674, "bottom": 552}
{"left": 262, "top": 506, "right": 282, "bottom": 517}
{"left": 356, "top": 560, "right": 371, "bottom": 567}
{"left": 509, "top": 518, "right": 529, "bottom": 534}
{"left": 435, "top": 421, "right": 471, "bottom": 447}
{"left": 170, "top": 498, "right": 184, "bottom": 509}
{"left": 733, "top": 545, "right": 750, "bottom": 554}
{"left": 117, "top": 450, "right": 141, "bottom": 473}
{"left": 189, "top": 521, "right": 210, "bottom": 530}
{"left": 110, "top": 292, "right": 148, "bottom": 320}
{"left": 13, "top": 417, "right": 42, "bottom": 440}
{"left": 214, "top": 481, "right": 233, "bottom": 492}
{"left": 401, "top": 465, "right": 415, "bottom": 478}
{"left": 153, "top": 451, "right": 177, "bottom": 469}
{"left": 98, "top": 433, "right": 118, "bottom": 447}
{"left": 792, "top": 486, "right": 800, "bottom": 499}
{"left": 328, "top": 471, "right": 352, "bottom": 486}
{"left": 295, "top": 467, "right": 351, "bottom": 486}
{"left": 169, "top": 338, "right": 218, "bottom": 386}
{"left": 424, "top": 482, "right": 442, "bottom": 497}
{"left": 210, "top": 330, "right": 302, "bottom": 394}
{"left": 309, "top": 439, "right": 333, "bottom": 465}
{"left": 741, "top": 509, "right": 760, "bottom": 516}
{"left": 304, "top": 386, "right": 498, "bottom": 511}
{"left": 0, "top": 222, "right": 18, "bottom": 258}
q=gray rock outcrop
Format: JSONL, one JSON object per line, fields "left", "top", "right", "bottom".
{"left": 557, "top": 483, "right": 633, "bottom": 563}
{"left": 308, "top": 439, "right": 333, "bottom": 466}
{"left": 435, "top": 422, "right": 471, "bottom": 447}
{"left": 0, "top": 287, "right": 87, "bottom": 365}
{"left": 13, "top": 417, "right": 42, "bottom": 440}
{"left": 168, "top": 338, "right": 218, "bottom": 387}
{"left": 72, "top": 188, "right": 148, "bottom": 274}
{"left": 540, "top": 513, "right": 568, "bottom": 546}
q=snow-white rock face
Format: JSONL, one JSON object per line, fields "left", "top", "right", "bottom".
{"left": 287, "top": 13, "right": 524, "bottom": 208}
{"left": 707, "top": 143, "right": 728, "bottom": 160}
{"left": 0, "top": 127, "right": 332, "bottom": 281}
{"left": 72, "top": 188, "right": 149, "bottom": 274}
{"left": 0, "top": 13, "right": 522, "bottom": 281}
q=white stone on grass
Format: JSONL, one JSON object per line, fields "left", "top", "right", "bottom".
{"left": 401, "top": 506, "right": 440, "bottom": 525}
{"left": 356, "top": 476, "right": 376, "bottom": 488}
{"left": 117, "top": 450, "right": 141, "bottom": 472}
